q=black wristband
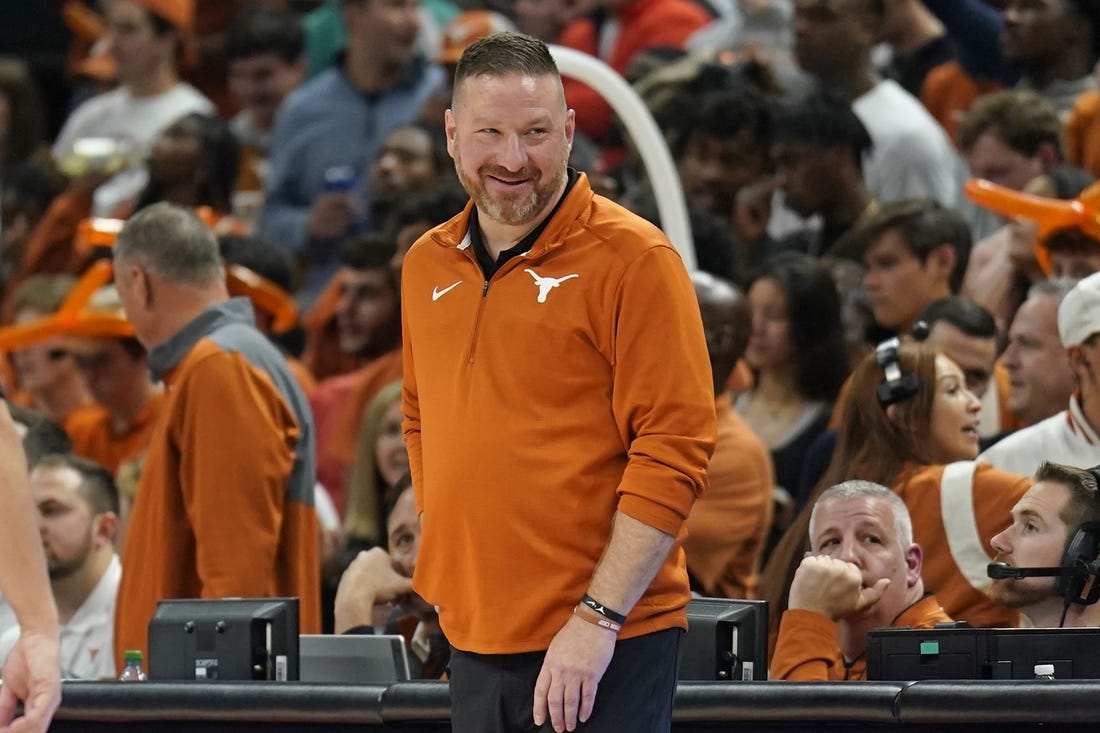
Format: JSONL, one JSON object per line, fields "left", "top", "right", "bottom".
{"left": 581, "top": 594, "right": 627, "bottom": 624}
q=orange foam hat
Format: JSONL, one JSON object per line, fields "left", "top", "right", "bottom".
{"left": 964, "top": 177, "right": 1100, "bottom": 275}
{"left": 226, "top": 264, "right": 298, "bottom": 334}
{"left": 0, "top": 261, "right": 133, "bottom": 351}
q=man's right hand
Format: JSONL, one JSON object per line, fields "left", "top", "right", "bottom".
{"left": 333, "top": 548, "right": 413, "bottom": 633}
{"left": 787, "top": 554, "right": 888, "bottom": 621}
{"left": 307, "top": 193, "right": 357, "bottom": 240}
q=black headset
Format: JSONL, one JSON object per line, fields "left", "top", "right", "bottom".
{"left": 1058, "top": 466, "right": 1100, "bottom": 605}
{"left": 1056, "top": 520, "right": 1100, "bottom": 605}
{"left": 875, "top": 337, "right": 920, "bottom": 406}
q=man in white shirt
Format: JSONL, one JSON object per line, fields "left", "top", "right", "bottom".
{"left": 981, "top": 274, "right": 1100, "bottom": 477}
{"left": 0, "top": 454, "right": 121, "bottom": 679}
{"left": 793, "top": 0, "right": 960, "bottom": 206}
{"left": 52, "top": 0, "right": 214, "bottom": 216}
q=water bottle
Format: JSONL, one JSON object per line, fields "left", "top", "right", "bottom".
{"left": 119, "top": 649, "right": 146, "bottom": 681}
{"left": 323, "top": 165, "right": 357, "bottom": 193}
{"left": 1033, "top": 663, "right": 1055, "bottom": 680}
{"left": 322, "top": 165, "right": 365, "bottom": 234}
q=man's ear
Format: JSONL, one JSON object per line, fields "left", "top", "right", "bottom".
{"left": 905, "top": 543, "right": 922, "bottom": 588}
{"left": 1067, "top": 344, "right": 1088, "bottom": 378}
{"left": 444, "top": 109, "right": 457, "bottom": 158}
{"left": 94, "top": 511, "right": 119, "bottom": 545}
{"left": 927, "top": 243, "right": 956, "bottom": 287}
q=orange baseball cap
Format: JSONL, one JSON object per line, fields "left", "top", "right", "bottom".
{"left": 438, "top": 10, "right": 516, "bottom": 65}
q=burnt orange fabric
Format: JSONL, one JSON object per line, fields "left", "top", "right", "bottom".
{"left": 920, "top": 61, "right": 1002, "bottom": 146}
{"left": 683, "top": 394, "right": 773, "bottom": 599}
{"left": 403, "top": 174, "right": 716, "bottom": 654}
{"left": 893, "top": 462, "right": 1026, "bottom": 628}
{"left": 66, "top": 390, "right": 165, "bottom": 474}
{"left": 1065, "top": 89, "right": 1100, "bottom": 180}
{"left": 58, "top": 402, "right": 101, "bottom": 436}
{"left": 114, "top": 335, "right": 320, "bottom": 670}
{"left": 771, "top": 595, "right": 951, "bottom": 680}
{"left": 18, "top": 187, "right": 95, "bottom": 280}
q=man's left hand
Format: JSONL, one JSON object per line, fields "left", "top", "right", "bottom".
{"left": 532, "top": 614, "right": 616, "bottom": 732}
{"left": 0, "top": 628, "right": 60, "bottom": 733}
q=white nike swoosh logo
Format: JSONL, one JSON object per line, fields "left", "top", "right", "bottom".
{"left": 432, "top": 280, "right": 462, "bottom": 301}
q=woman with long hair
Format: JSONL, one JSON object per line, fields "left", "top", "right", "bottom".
{"left": 344, "top": 379, "right": 408, "bottom": 553}
{"left": 762, "top": 340, "right": 1032, "bottom": 642}
{"left": 736, "top": 253, "right": 849, "bottom": 518}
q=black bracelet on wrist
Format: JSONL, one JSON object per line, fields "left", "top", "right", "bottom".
{"left": 581, "top": 594, "right": 627, "bottom": 624}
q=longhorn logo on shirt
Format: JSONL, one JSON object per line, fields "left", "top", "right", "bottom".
{"left": 524, "top": 269, "right": 579, "bottom": 303}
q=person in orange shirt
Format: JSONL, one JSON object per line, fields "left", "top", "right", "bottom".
{"left": 60, "top": 286, "right": 164, "bottom": 546}
{"left": 6, "top": 275, "right": 96, "bottom": 429}
{"left": 771, "top": 480, "right": 951, "bottom": 681}
{"left": 683, "top": 272, "right": 773, "bottom": 600}
{"left": 403, "top": 33, "right": 714, "bottom": 733}
{"left": 61, "top": 286, "right": 163, "bottom": 476}
{"left": 111, "top": 202, "right": 320, "bottom": 670}
{"left": 763, "top": 340, "right": 1030, "bottom": 643}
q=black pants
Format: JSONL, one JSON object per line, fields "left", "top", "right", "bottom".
{"left": 448, "top": 628, "right": 682, "bottom": 733}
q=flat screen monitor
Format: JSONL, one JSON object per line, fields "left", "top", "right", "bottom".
{"left": 678, "top": 597, "right": 768, "bottom": 681}
{"left": 148, "top": 597, "right": 299, "bottom": 681}
{"left": 298, "top": 634, "right": 411, "bottom": 684}
{"left": 867, "top": 626, "right": 1100, "bottom": 680}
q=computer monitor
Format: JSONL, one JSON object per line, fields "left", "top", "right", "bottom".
{"left": 148, "top": 597, "right": 300, "bottom": 681}
{"left": 867, "top": 626, "right": 1100, "bottom": 680}
{"left": 298, "top": 634, "right": 411, "bottom": 683}
{"left": 678, "top": 598, "right": 768, "bottom": 681}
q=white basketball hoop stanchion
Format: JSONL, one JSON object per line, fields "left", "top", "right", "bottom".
{"left": 548, "top": 45, "right": 697, "bottom": 271}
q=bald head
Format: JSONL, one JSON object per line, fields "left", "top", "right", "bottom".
{"left": 692, "top": 271, "right": 750, "bottom": 395}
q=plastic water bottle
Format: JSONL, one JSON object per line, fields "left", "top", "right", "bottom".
{"left": 119, "top": 650, "right": 146, "bottom": 681}
{"left": 1033, "top": 663, "right": 1055, "bottom": 680}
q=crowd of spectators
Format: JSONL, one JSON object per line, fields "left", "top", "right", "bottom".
{"left": 4, "top": 0, "right": 1100, "bottom": 684}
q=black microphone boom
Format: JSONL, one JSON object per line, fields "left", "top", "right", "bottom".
{"left": 987, "top": 562, "right": 1091, "bottom": 579}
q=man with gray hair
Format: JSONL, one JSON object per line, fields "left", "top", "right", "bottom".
{"left": 110, "top": 203, "right": 320, "bottom": 672}
{"left": 980, "top": 276, "right": 1097, "bottom": 475}
{"left": 771, "top": 480, "right": 950, "bottom": 681}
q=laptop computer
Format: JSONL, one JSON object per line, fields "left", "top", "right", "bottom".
{"left": 298, "top": 634, "right": 411, "bottom": 684}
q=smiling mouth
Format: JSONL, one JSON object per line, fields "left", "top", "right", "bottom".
{"left": 489, "top": 175, "right": 530, "bottom": 187}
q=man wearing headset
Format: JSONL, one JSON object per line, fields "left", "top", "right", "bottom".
{"left": 990, "top": 461, "right": 1100, "bottom": 628}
